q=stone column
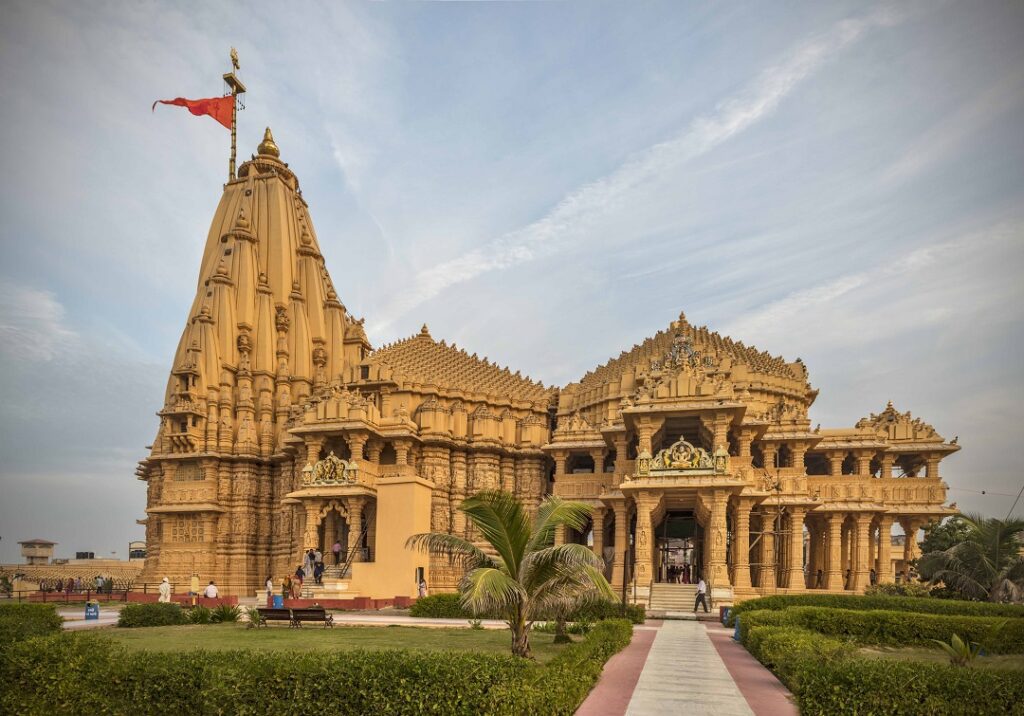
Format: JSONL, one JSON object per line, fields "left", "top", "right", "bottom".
{"left": 761, "top": 444, "right": 778, "bottom": 471}
{"left": 925, "top": 456, "right": 941, "bottom": 479}
{"left": 633, "top": 494, "right": 658, "bottom": 587}
{"left": 303, "top": 502, "right": 320, "bottom": 553}
{"left": 855, "top": 452, "right": 872, "bottom": 476}
{"left": 305, "top": 436, "right": 325, "bottom": 467}
{"left": 840, "top": 518, "right": 850, "bottom": 587}
{"left": 347, "top": 433, "right": 367, "bottom": 462}
{"left": 828, "top": 453, "right": 844, "bottom": 476}
{"left": 707, "top": 491, "right": 729, "bottom": 588}
{"left": 592, "top": 507, "right": 606, "bottom": 564}
{"left": 876, "top": 515, "right": 894, "bottom": 583}
{"left": 852, "top": 514, "right": 872, "bottom": 591}
{"left": 787, "top": 507, "right": 807, "bottom": 590}
{"left": 451, "top": 450, "right": 468, "bottom": 538}
{"left": 611, "top": 501, "right": 629, "bottom": 590}
{"left": 554, "top": 524, "right": 567, "bottom": 546}
{"left": 348, "top": 499, "right": 364, "bottom": 562}
{"left": 761, "top": 513, "right": 776, "bottom": 588}
{"left": 880, "top": 454, "right": 894, "bottom": 479}
{"left": 590, "top": 449, "right": 605, "bottom": 474}
{"left": 901, "top": 517, "right": 921, "bottom": 563}
{"left": 732, "top": 498, "right": 752, "bottom": 589}
{"left": 826, "top": 514, "right": 843, "bottom": 590}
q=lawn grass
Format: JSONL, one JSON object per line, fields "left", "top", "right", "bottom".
{"left": 101, "top": 623, "right": 570, "bottom": 663}
{"left": 857, "top": 645, "right": 1024, "bottom": 671}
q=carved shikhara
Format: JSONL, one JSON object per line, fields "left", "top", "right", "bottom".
{"left": 136, "top": 133, "right": 959, "bottom": 601}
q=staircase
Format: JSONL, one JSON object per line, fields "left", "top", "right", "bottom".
{"left": 648, "top": 583, "right": 700, "bottom": 617}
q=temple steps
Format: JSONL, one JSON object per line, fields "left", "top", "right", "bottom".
{"left": 648, "top": 583, "right": 700, "bottom": 612}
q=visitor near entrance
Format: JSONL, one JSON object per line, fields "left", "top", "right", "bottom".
{"left": 694, "top": 577, "right": 708, "bottom": 613}
{"left": 332, "top": 541, "right": 342, "bottom": 565}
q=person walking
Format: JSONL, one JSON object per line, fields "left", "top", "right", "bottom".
{"left": 313, "top": 561, "right": 324, "bottom": 585}
{"left": 265, "top": 576, "right": 274, "bottom": 606}
{"left": 418, "top": 579, "right": 428, "bottom": 598}
{"left": 294, "top": 564, "right": 305, "bottom": 598}
{"left": 332, "top": 540, "right": 342, "bottom": 565}
{"left": 694, "top": 576, "right": 709, "bottom": 613}
{"left": 158, "top": 577, "right": 172, "bottom": 603}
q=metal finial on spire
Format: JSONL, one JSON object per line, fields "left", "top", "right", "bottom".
{"left": 223, "top": 48, "right": 246, "bottom": 181}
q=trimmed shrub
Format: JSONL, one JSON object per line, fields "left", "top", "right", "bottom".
{"left": 795, "top": 651, "right": 1024, "bottom": 715}
{"left": 0, "top": 619, "right": 632, "bottom": 715}
{"left": 117, "top": 602, "right": 189, "bottom": 628}
{"left": 780, "top": 606, "right": 1024, "bottom": 654}
{"left": 410, "top": 594, "right": 645, "bottom": 624}
{"left": 738, "top": 625, "right": 1024, "bottom": 716}
{"left": 726, "top": 593, "right": 1024, "bottom": 626}
{"left": 409, "top": 593, "right": 471, "bottom": 619}
{"left": 865, "top": 582, "right": 933, "bottom": 598}
{"left": 0, "top": 603, "right": 63, "bottom": 647}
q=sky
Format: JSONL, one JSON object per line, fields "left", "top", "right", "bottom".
{"left": 0, "top": 0, "right": 1022, "bottom": 562}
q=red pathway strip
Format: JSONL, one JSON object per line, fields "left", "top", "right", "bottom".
{"left": 704, "top": 623, "right": 799, "bottom": 716}
{"left": 575, "top": 625, "right": 658, "bottom": 716}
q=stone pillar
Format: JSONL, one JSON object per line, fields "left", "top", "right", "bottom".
{"left": 925, "top": 456, "right": 941, "bottom": 479}
{"left": 840, "top": 518, "right": 851, "bottom": 587}
{"left": 787, "top": 507, "right": 807, "bottom": 590}
{"left": 611, "top": 501, "right": 629, "bottom": 590}
{"left": 852, "top": 514, "right": 872, "bottom": 591}
{"left": 760, "top": 512, "right": 776, "bottom": 588}
{"left": 303, "top": 502, "right": 320, "bottom": 553}
{"left": 592, "top": 507, "right": 606, "bottom": 561}
{"left": 707, "top": 491, "right": 729, "bottom": 588}
{"left": 901, "top": 518, "right": 921, "bottom": 563}
{"left": 856, "top": 452, "right": 872, "bottom": 476}
{"left": 554, "top": 524, "right": 567, "bottom": 546}
{"left": 590, "top": 449, "right": 605, "bottom": 474}
{"left": 876, "top": 515, "right": 894, "bottom": 583}
{"left": 792, "top": 442, "right": 808, "bottom": 474}
{"left": 826, "top": 514, "right": 843, "bottom": 590}
{"left": 612, "top": 434, "right": 628, "bottom": 486}
{"left": 305, "top": 436, "right": 325, "bottom": 467}
{"left": 761, "top": 444, "right": 778, "bottom": 471}
{"left": 732, "top": 498, "right": 752, "bottom": 589}
{"left": 347, "top": 433, "right": 367, "bottom": 462}
{"left": 633, "top": 494, "right": 658, "bottom": 587}
{"left": 828, "top": 453, "right": 844, "bottom": 476}
{"left": 348, "top": 499, "right": 364, "bottom": 562}
{"left": 880, "top": 454, "right": 894, "bottom": 479}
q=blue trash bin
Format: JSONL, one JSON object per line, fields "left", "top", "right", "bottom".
{"left": 721, "top": 607, "right": 731, "bottom": 625}
{"left": 733, "top": 615, "right": 741, "bottom": 641}
{"left": 272, "top": 595, "right": 284, "bottom": 608}
{"left": 85, "top": 603, "right": 99, "bottom": 621}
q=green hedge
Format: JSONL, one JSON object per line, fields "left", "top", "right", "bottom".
{"left": 117, "top": 602, "right": 189, "bottom": 628}
{"left": 747, "top": 606, "right": 1024, "bottom": 654}
{"left": 727, "top": 593, "right": 1024, "bottom": 626}
{"left": 410, "top": 594, "right": 644, "bottom": 624}
{"left": 0, "top": 603, "right": 63, "bottom": 648}
{"left": 0, "top": 619, "right": 632, "bottom": 715}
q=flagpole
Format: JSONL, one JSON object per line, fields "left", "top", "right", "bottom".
{"left": 223, "top": 48, "right": 246, "bottom": 181}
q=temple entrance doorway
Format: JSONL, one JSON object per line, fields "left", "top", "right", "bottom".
{"left": 655, "top": 511, "right": 702, "bottom": 583}
{"left": 317, "top": 507, "right": 349, "bottom": 566}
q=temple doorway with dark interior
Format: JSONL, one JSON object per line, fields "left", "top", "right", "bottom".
{"left": 655, "top": 510, "right": 702, "bottom": 583}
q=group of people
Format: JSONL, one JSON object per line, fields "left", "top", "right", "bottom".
{"left": 667, "top": 564, "right": 696, "bottom": 584}
{"left": 157, "top": 577, "right": 219, "bottom": 602}
{"left": 36, "top": 575, "right": 115, "bottom": 595}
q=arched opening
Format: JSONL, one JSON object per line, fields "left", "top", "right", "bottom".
{"left": 567, "top": 453, "right": 595, "bottom": 474}
{"left": 379, "top": 442, "right": 397, "bottom": 465}
{"left": 805, "top": 452, "right": 829, "bottom": 475}
{"left": 777, "top": 444, "right": 793, "bottom": 468}
{"left": 751, "top": 444, "right": 765, "bottom": 469}
{"left": 603, "top": 451, "right": 616, "bottom": 473}
{"left": 841, "top": 453, "right": 857, "bottom": 475}
{"left": 653, "top": 511, "right": 701, "bottom": 584}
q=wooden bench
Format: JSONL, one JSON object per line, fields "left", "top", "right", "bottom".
{"left": 252, "top": 607, "right": 291, "bottom": 628}
{"left": 290, "top": 607, "right": 334, "bottom": 628}
{"left": 253, "top": 606, "right": 333, "bottom": 628}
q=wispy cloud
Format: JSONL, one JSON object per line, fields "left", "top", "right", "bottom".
{"left": 0, "top": 281, "right": 78, "bottom": 362}
{"left": 370, "top": 5, "right": 908, "bottom": 332}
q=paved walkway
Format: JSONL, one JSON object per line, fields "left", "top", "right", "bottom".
{"left": 576, "top": 620, "right": 797, "bottom": 716}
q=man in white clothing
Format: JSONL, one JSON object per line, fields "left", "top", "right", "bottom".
{"left": 158, "top": 577, "right": 172, "bottom": 603}
{"left": 203, "top": 580, "right": 219, "bottom": 599}
{"left": 694, "top": 576, "right": 709, "bottom": 613}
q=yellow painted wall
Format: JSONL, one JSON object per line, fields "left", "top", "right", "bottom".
{"left": 349, "top": 475, "right": 433, "bottom": 598}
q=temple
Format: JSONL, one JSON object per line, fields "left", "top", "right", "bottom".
{"left": 135, "top": 130, "right": 959, "bottom": 605}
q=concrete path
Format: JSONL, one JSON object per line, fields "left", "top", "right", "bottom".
{"left": 625, "top": 620, "right": 754, "bottom": 716}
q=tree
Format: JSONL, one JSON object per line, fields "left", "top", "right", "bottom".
{"left": 919, "top": 516, "right": 972, "bottom": 555}
{"left": 407, "top": 490, "right": 615, "bottom": 658}
{"left": 917, "top": 513, "right": 1024, "bottom": 603}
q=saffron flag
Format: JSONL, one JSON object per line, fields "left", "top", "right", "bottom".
{"left": 152, "top": 96, "right": 233, "bottom": 129}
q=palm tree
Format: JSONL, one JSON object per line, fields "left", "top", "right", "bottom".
{"left": 407, "top": 490, "right": 616, "bottom": 658}
{"left": 917, "top": 513, "right": 1024, "bottom": 602}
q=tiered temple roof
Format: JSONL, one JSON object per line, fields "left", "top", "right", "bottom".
{"left": 367, "top": 325, "right": 552, "bottom": 404}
